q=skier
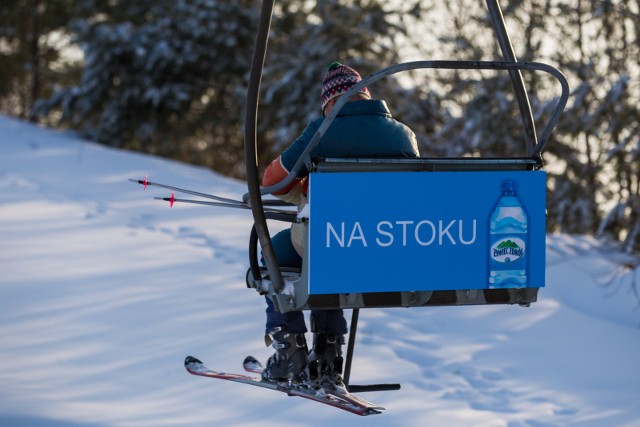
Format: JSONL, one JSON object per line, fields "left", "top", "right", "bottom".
{"left": 260, "top": 61, "right": 420, "bottom": 387}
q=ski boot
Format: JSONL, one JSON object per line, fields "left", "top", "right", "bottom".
{"left": 308, "top": 333, "right": 345, "bottom": 391}
{"left": 261, "top": 326, "right": 308, "bottom": 384}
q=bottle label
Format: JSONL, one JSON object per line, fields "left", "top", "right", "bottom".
{"left": 490, "top": 236, "right": 526, "bottom": 264}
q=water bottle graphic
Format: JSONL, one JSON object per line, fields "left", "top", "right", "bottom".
{"left": 488, "top": 180, "right": 528, "bottom": 288}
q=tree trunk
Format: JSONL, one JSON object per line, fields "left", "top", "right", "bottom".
{"left": 28, "top": 0, "right": 41, "bottom": 122}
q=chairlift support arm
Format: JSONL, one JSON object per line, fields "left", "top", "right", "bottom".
{"left": 486, "top": 0, "right": 539, "bottom": 157}
{"left": 244, "top": 0, "right": 283, "bottom": 292}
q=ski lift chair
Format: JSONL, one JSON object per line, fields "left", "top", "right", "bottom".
{"left": 244, "top": 0, "right": 569, "bottom": 393}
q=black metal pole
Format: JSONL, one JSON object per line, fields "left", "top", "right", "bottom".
{"left": 343, "top": 308, "right": 359, "bottom": 388}
{"left": 243, "top": 0, "right": 283, "bottom": 292}
{"left": 485, "top": 0, "right": 538, "bottom": 157}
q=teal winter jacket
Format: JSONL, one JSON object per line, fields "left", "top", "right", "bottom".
{"left": 280, "top": 99, "right": 420, "bottom": 177}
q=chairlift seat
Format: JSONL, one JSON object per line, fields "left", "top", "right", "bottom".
{"left": 249, "top": 156, "right": 546, "bottom": 313}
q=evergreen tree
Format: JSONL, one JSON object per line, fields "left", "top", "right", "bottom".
{"left": 33, "top": 0, "right": 257, "bottom": 174}
{"left": 32, "top": 0, "right": 430, "bottom": 176}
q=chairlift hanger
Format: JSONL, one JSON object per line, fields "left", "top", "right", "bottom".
{"left": 243, "top": 0, "right": 568, "bottom": 392}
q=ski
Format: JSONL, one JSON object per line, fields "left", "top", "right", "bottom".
{"left": 184, "top": 356, "right": 383, "bottom": 416}
{"left": 242, "top": 356, "right": 385, "bottom": 412}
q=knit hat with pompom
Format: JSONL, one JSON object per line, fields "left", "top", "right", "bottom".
{"left": 321, "top": 61, "right": 370, "bottom": 112}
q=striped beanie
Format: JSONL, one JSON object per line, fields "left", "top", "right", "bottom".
{"left": 321, "top": 61, "right": 371, "bottom": 112}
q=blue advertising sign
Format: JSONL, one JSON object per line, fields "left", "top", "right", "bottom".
{"left": 307, "top": 171, "right": 546, "bottom": 295}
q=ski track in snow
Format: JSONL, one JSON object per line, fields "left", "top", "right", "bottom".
{"left": 1, "top": 115, "right": 640, "bottom": 427}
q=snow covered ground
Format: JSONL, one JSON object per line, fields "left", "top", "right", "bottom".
{"left": 1, "top": 114, "right": 639, "bottom": 427}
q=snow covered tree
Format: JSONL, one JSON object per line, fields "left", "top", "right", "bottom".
{"left": 33, "top": 0, "right": 257, "bottom": 174}
{"left": 543, "top": 0, "right": 640, "bottom": 252}
{"left": 32, "top": 0, "right": 431, "bottom": 176}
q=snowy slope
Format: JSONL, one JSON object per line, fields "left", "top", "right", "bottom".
{"left": 1, "top": 115, "right": 639, "bottom": 427}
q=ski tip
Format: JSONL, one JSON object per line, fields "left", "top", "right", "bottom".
{"left": 185, "top": 356, "right": 203, "bottom": 367}
{"left": 242, "top": 355, "right": 259, "bottom": 365}
{"left": 242, "top": 355, "right": 264, "bottom": 374}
